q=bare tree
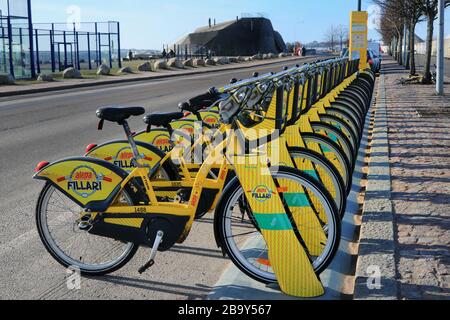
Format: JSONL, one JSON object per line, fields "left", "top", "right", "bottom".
{"left": 414, "top": 0, "right": 450, "bottom": 83}
{"left": 374, "top": 0, "right": 406, "bottom": 64}
{"left": 337, "top": 25, "right": 349, "bottom": 51}
{"left": 374, "top": 0, "right": 424, "bottom": 76}
{"left": 324, "top": 25, "right": 339, "bottom": 51}
{"left": 375, "top": 0, "right": 450, "bottom": 80}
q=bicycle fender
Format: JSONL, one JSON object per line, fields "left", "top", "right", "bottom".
{"left": 33, "top": 157, "right": 128, "bottom": 212}
{"left": 184, "top": 110, "right": 221, "bottom": 129}
{"left": 134, "top": 128, "right": 172, "bottom": 153}
{"left": 85, "top": 140, "right": 165, "bottom": 174}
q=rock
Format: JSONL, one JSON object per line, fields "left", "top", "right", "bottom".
{"left": 267, "top": 53, "right": 275, "bottom": 59}
{"left": 138, "top": 61, "right": 152, "bottom": 72}
{"left": 279, "top": 52, "right": 288, "bottom": 58}
{"left": 154, "top": 59, "right": 168, "bottom": 70}
{"left": 118, "top": 66, "right": 133, "bottom": 74}
{"left": 237, "top": 56, "right": 246, "bottom": 62}
{"left": 229, "top": 57, "right": 239, "bottom": 63}
{"left": 37, "top": 74, "right": 54, "bottom": 82}
{"left": 245, "top": 57, "right": 253, "bottom": 62}
{"left": 213, "top": 57, "right": 230, "bottom": 65}
{"left": 167, "top": 58, "right": 184, "bottom": 69}
{"left": 205, "top": 59, "right": 216, "bottom": 66}
{"left": 193, "top": 58, "right": 205, "bottom": 67}
{"left": 62, "top": 67, "right": 82, "bottom": 79}
{"left": 251, "top": 54, "right": 263, "bottom": 60}
{"left": 0, "top": 74, "right": 15, "bottom": 85}
{"left": 183, "top": 59, "right": 194, "bottom": 67}
{"left": 96, "top": 64, "right": 110, "bottom": 75}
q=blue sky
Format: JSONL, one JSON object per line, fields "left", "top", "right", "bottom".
{"left": 28, "top": 0, "right": 450, "bottom": 49}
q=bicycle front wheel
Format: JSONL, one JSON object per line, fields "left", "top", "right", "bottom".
{"left": 214, "top": 167, "right": 341, "bottom": 284}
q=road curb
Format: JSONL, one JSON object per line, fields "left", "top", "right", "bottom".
{"left": 353, "top": 71, "right": 398, "bottom": 300}
{"left": 0, "top": 56, "right": 309, "bottom": 98}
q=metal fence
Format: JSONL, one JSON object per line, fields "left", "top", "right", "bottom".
{"left": 164, "top": 44, "right": 213, "bottom": 60}
{"left": 0, "top": 0, "right": 122, "bottom": 79}
{"left": 0, "top": 0, "right": 35, "bottom": 78}
{"left": 33, "top": 22, "right": 122, "bottom": 74}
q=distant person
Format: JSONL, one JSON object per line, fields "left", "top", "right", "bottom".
{"left": 128, "top": 50, "right": 133, "bottom": 61}
{"left": 162, "top": 49, "right": 167, "bottom": 59}
{"left": 169, "top": 49, "right": 176, "bottom": 58}
{"left": 302, "top": 47, "right": 306, "bottom": 57}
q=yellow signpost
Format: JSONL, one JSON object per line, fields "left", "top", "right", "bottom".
{"left": 349, "top": 11, "right": 369, "bottom": 70}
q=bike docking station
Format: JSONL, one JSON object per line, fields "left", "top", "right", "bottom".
{"left": 33, "top": 16, "right": 375, "bottom": 299}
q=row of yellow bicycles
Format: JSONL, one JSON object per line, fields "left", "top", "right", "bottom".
{"left": 33, "top": 57, "right": 375, "bottom": 297}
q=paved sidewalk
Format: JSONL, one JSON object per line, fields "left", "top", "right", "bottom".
{"left": 356, "top": 56, "right": 449, "bottom": 300}
{"left": 0, "top": 55, "right": 310, "bottom": 97}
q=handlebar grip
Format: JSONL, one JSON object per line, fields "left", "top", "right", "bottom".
{"left": 188, "top": 90, "right": 219, "bottom": 108}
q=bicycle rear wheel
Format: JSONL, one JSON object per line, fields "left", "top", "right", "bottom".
{"left": 36, "top": 183, "right": 138, "bottom": 276}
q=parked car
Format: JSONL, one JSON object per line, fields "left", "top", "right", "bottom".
{"left": 341, "top": 48, "right": 381, "bottom": 73}
{"left": 367, "top": 49, "right": 381, "bottom": 73}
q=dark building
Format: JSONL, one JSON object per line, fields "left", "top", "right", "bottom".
{"left": 176, "top": 17, "right": 287, "bottom": 56}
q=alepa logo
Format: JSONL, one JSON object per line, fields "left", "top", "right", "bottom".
{"left": 152, "top": 134, "right": 172, "bottom": 153}
{"left": 59, "top": 166, "right": 111, "bottom": 198}
{"left": 105, "top": 146, "right": 153, "bottom": 170}
{"left": 203, "top": 115, "right": 220, "bottom": 128}
{"left": 178, "top": 124, "right": 195, "bottom": 137}
{"left": 110, "top": 146, "right": 136, "bottom": 169}
{"left": 248, "top": 185, "right": 276, "bottom": 203}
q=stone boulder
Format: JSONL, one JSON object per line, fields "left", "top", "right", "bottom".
{"left": 183, "top": 59, "right": 194, "bottom": 67}
{"left": 251, "top": 54, "right": 263, "bottom": 60}
{"left": 138, "top": 61, "right": 152, "bottom": 72}
{"left": 118, "top": 66, "right": 133, "bottom": 74}
{"left": 63, "top": 67, "right": 82, "bottom": 79}
{"left": 245, "top": 57, "right": 253, "bottom": 62}
{"left": 279, "top": 52, "right": 288, "bottom": 58}
{"left": 154, "top": 59, "right": 168, "bottom": 70}
{"left": 193, "top": 58, "right": 205, "bottom": 67}
{"left": 237, "top": 56, "right": 246, "bottom": 62}
{"left": 0, "top": 74, "right": 15, "bottom": 85}
{"left": 267, "top": 53, "right": 275, "bottom": 59}
{"left": 229, "top": 57, "right": 239, "bottom": 63}
{"left": 97, "top": 64, "right": 110, "bottom": 75}
{"left": 213, "top": 57, "right": 230, "bottom": 65}
{"left": 167, "top": 58, "right": 184, "bottom": 69}
{"left": 37, "top": 74, "right": 54, "bottom": 82}
{"left": 205, "top": 59, "right": 216, "bottom": 66}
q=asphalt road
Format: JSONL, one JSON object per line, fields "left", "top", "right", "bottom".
{"left": 0, "top": 56, "right": 324, "bottom": 300}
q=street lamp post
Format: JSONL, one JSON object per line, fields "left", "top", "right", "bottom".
{"left": 436, "top": 0, "right": 445, "bottom": 95}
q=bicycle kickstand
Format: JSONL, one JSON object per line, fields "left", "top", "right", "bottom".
{"left": 138, "top": 231, "right": 164, "bottom": 274}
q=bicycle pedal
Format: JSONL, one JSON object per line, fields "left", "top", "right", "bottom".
{"left": 138, "top": 260, "right": 155, "bottom": 274}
